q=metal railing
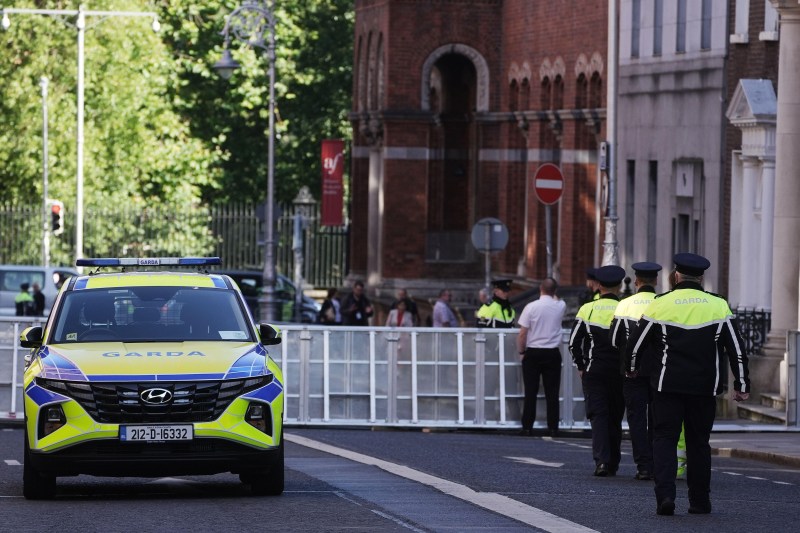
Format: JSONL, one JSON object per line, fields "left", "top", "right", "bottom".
{"left": 0, "top": 203, "right": 349, "bottom": 288}
{"left": 734, "top": 308, "right": 771, "bottom": 355}
{"left": 0, "top": 319, "right": 587, "bottom": 429}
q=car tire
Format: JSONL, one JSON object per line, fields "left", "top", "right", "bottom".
{"left": 249, "top": 439, "right": 284, "bottom": 496}
{"left": 23, "top": 428, "right": 56, "bottom": 500}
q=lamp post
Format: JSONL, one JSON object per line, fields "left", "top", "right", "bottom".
{"left": 292, "top": 186, "right": 316, "bottom": 322}
{"left": 1, "top": 6, "right": 160, "bottom": 265}
{"left": 214, "top": 0, "right": 278, "bottom": 323}
{"left": 601, "top": 0, "right": 620, "bottom": 267}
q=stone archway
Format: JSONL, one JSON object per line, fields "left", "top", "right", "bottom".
{"left": 421, "top": 43, "right": 490, "bottom": 112}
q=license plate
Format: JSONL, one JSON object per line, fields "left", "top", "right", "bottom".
{"left": 120, "top": 425, "right": 193, "bottom": 442}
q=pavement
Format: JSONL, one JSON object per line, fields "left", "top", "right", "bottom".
{"left": 710, "top": 421, "right": 800, "bottom": 468}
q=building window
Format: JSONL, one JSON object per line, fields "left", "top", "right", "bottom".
{"left": 626, "top": 160, "right": 636, "bottom": 262}
{"left": 701, "top": 0, "right": 712, "bottom": 50}
{"left": 631, "top": 0, "right": 641, "bottom": 58}
{"left": 575, "top": 74, "right": 588, "bottom": 108}
{"left": 648, "top": 161, "right": 658, "bottom": 260}
{"left": 676, "top": 0, "right": 687, "bottom": 53}
{"left": 731, "top": 0, "right": 750, "bottom": 43}
{"left": 653, "top": 0, "right": 663, "bottom": 56}
{"left": 761, "top": 0, "right": 779, "bottom": 41}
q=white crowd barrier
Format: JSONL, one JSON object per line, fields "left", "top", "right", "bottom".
{"left": 1, "top": 319, "right": 589, "bottom": 430}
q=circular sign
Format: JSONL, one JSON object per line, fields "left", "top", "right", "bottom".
{"left": 471, "top": 218, "right": 509, "bottom": 252}
{"left": 533, "top": 163, "right": 564, "bottom": 205}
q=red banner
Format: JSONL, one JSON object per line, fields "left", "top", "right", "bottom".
{"left": 320, "top": 139, "right": 345, "bottom": 227}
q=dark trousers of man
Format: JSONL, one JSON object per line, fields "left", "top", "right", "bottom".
{"left": 582, "top": 372, "right": 625, "bottom": 469}
{"left": 651, "top": 391, "right": 716, "bottom": 506}
{"left": 521, "top": 348, "right": 562, "bottom": 431}
{"left": 623, "top": 376, "right": 653, "bottom": 473}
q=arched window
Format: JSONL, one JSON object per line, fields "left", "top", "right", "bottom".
{"left": 589, "top": 72, "right": 602, "bottom": 109}
{"left": 520, "top": 78, "right": 530, "bottom": 111}
{"left": 553, "top": 75, "right": 564, "bottom": 110}
{"left": 540, "top": 77, "right": 551, "bottom": 110}
{"left": 575, "top": 73, "right": 588, "bottom": 109}
{"left": 509, "top": 79, "right": 519, "bottom": 112}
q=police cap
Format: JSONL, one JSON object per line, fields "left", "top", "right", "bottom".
{"left": 585, "top": 267, "right": 598, "bottom": 281}
{"left": 491, "top": 279, "right": 513, "bottom": 292}
{"left": 631, "top": 261, "right": 662, "bottom": 278}
{"left": 595, "top": 265, "right": 626, "bottom": 287}
{"left": 673, "top": 253, "right": 711, "bottom": 277}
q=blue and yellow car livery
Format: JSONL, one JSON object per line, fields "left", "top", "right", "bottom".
{"left": 19, "top": 257, "right": 284, "bottom": 499}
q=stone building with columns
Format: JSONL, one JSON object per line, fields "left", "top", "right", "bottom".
{"left": 349, "top": 1, "right": 610, "bottom": 302}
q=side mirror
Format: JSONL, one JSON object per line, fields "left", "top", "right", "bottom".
{"left": 259, "top": 323, "right": 282, "bottom": 346}
{"left": 20, "top": 326, "right": 44, "bottom": 348}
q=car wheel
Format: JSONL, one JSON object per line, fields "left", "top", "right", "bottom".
{"left": 249, "top": 439, "right": 284, "bottom": 496}
{"left": 23, "top": 428, "right": 56, "bottom": 500}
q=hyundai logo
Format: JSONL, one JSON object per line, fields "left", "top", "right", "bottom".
{"left": 140, "top": 388, "right": 173, "bottom": 405}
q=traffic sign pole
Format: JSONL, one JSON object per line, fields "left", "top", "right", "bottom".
{"left": 533, "top": 164, "right": 564, "bottom": 279}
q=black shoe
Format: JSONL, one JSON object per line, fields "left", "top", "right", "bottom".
{"left": 594, "top": 464, "right": 609, "bottom": 477}
{"left": 656, "top": 498, "right": 675, "bottom": 516}
{"left": 548, "top": 429, "right": 560, "bottom": 438}
{"left": 688, "top": 502, "right": 711, "bottom": 514}
{"left": 518, "top": 429, "right": 532, "bottom": 436}
{"left": 635, "top": 470, "right": 653, "bottom": 481}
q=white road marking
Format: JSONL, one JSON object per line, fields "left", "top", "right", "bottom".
{"left": 4, "top": 460, "right": 21, "bottom": 466}
{"left": 506, "top": 456, "right": 564, "bottom": 468}
{"left": 146, "top": 477, "right": 202, "bottom": 485}
{"left": 287, "top": 433, "right": 599, "bottom": 533}
{"left": 773, "top": 481, "right": 793, "bottom": 485}
{"left": 746, "top": 476, "right": 768, "bottom": 481}
{"left": 371, "top": 509, "right": 428, "bottom": 533}
{"left": 722, "top": 471, "right": 744, "bottom": 476}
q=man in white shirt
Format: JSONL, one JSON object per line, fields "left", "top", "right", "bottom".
{"left": 516, "top": 277, "right": 566, "bottom": 436}
{"left": 432, "top": 289, "right": 459, "bottom": 327}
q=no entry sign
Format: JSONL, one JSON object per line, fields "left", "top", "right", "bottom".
{"left": 533, "top": 163, "right": 564, "bottom": 205}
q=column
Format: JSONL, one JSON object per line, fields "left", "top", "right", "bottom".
{"left": 740, "top": 157, "right": 759, "bottom": 308}
{"left": 769, "top": 2, "right": 800, "bottom": 333}
{"left": 760, "top": 159, "right": 776, "bottom": 311}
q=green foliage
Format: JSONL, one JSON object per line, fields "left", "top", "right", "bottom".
{"left": 0, "top": 0, "right": 353, "bottom": 264}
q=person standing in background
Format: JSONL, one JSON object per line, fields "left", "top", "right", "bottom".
{"left": 516, "top": 277, "right": 566, "bottom": 437}
{"left": 477, "top": 279, "right": 515, "bottom": 328}
{"left": 341, "top": 280, "right": 373, "bottom": 326}
{"left": 432, "top": 289, "right": 459, "bottom": 327}
{"left": 31, "top": 282, "right": 45, "bottom": 316}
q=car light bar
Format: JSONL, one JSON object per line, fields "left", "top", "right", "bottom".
{"left": 76, "top": 257, "right": 222, "bottom": 267}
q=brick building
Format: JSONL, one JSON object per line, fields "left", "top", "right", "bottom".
{"left": 349, "top": 0, "right": 609, "bottom": 300}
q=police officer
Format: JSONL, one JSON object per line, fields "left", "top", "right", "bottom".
{"left": 610, "top": 261, "right": 661, "bottom": 481}
{"left": 477, "top": 279, "right": 516, "bottom": 328}
{"left": 624, "top": 253, "right": 750, "bottom": 516}
{"left": 582, "top": 267, "right": 601, "bottom": 304}
{"left": 15, "top": 282, "right": 35, "bottom": 316}
{"left": 569, "top": 265, "right": 626, "bottom": 476}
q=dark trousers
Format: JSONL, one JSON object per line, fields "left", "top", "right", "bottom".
{"left": 623, "top": 376, "right": 653, "bottom": 472}
{"left": 582, "top": 372, "right": 625, "bottom": 468}
{"left": 521, "top": 348, "right": 562, "bottom": 431}
{"left": 651, "top": 391, "right": 716, "bottom": 505}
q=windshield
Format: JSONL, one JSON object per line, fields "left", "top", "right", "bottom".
{"left": 51, "top": 287, "right": 254, "bottom": 343}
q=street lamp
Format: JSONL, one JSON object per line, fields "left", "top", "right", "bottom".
{"left": 292, "top": 186, "right": 316, "bottom": 322}
{"left": 0, "top": 6, "right": 160, "bottom": 265}
{"left": 214, "top": 0, "right": 278, "bottom": 323}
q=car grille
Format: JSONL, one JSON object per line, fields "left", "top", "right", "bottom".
{"left": 37, "top": 376, "right": 271, "bottom": 423}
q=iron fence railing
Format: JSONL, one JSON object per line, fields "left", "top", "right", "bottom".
{"left": 734, "top": 308, "right": 771, "bottom": 356}
{"left": 0, "top": 203, "right": 348, "bottom": 289}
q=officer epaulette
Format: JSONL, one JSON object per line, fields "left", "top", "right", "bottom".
{"left": 705, "top": 291, "right": 729, "bottom": 303}
{"left": 654, "top": 289, "right": 674, "bottom": 299}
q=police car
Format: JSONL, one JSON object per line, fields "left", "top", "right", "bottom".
{"left": 18, "top": 257, "right": 284, "bottom": 499}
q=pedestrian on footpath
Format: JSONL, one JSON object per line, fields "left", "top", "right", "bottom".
{"left": 516, "top": 277, "right": 566, "bottom": 437}
{"left": 624, "top": 253, "right": 750, "bottom": 516}
{"left": 610, "top": 261, "right": 662, "bottom": 481}
{"left": 15, "top": 282, "right": 35, "bottom": 316}
{"left": 569, "top": 265, "right": 627, "bottom": 477}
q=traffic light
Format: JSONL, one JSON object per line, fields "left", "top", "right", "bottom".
{"left": 49, "top": 200, "right": 64, "bottom": 235}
